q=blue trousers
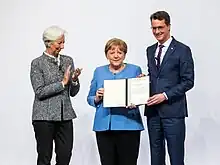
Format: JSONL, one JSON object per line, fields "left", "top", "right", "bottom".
{"left": 147, "top": 116, "right": 185, "bottom": 165}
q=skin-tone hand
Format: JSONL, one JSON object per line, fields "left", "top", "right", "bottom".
{"left": 95, "top": 88, "right": 104, "bottom": 103}
{"left": 62, "top": 65, "right": 71, "bottom": 85}
{"left": 72, "top": 68, "right": 83, "bottom": 81}
{"left": 147, "top": 93, "right": 166, "bottom": 106}
{"left": 126, "top": 103, "right": 136, "bottom": 109}
{"left": 137, "top": 73, "right": 146, "bottom": 78}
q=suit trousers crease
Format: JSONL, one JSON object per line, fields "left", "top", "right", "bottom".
{"left": 96, "top": 130, "right": 141, "bottom": 165}
{"left": 147, "top": 115, "right": 185, "bottom": 165}
{"left": 32, "top": 120, "right": 73, "bottom": 165}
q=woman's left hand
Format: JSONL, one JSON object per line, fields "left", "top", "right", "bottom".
{"left": 137, "top": 73, "right": 146, "bottom": 78}
{"left": 72, "top": 68, "right": 83, "bottom": 81}
{"left": 126, "top": 103, "right": 136, "bottom": 109}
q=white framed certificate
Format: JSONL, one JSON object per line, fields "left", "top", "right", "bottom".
{"left": 103, "top": 77, "right": 149, "bottom": 107}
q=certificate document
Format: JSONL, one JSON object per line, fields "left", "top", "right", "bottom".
{"left": 103, "top": 77, "right": 149, "bottom": 107}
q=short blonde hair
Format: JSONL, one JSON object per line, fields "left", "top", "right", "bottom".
{"left": 104, "top": 38, "right": 127, "bottom": 55}
{"left": 42, "top": 25, "right": 66, "bottom": 47}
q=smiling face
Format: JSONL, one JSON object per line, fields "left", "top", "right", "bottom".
{"left": 104, "top": 38, "right": 127, "bottom": 70}
{"left": 106, "top": 45, "right": 126, "bottom": 69}
{"left": 151, "top": 19, "right": 170, "bottom": 44}
{"left": 49, "top": 35, "right": 65, "bottom": 56}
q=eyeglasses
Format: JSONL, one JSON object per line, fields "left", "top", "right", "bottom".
{"left": 151, "top": 26, "right": 166, "bottom": 31}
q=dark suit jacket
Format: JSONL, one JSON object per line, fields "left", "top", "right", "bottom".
{"left": 145, "top": 37, "right": 194, "bottom": 118}
{"left": 30, "top": 53, "right": 80, "bottom": 121}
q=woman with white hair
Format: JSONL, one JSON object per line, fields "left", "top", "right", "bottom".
{"left": 30, "top": 25, "right": 82, "bottom": 165}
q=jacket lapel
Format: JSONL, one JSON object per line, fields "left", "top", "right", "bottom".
{"left": 158, "top": 38, "right": 177, "bottom": 74}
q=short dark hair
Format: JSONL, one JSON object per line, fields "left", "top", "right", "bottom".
{"left": 150, "top": 11, "right": 170, "bottom": 26}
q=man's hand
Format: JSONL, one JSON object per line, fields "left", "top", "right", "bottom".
{"left": 147, "top": 93, "right": 166, "bottom": 106}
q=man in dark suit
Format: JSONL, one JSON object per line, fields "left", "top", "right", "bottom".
{"left": 145, "top": 11, "right": 194, "bottom": 165}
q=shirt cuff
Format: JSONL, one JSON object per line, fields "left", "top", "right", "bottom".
{"left": 163, "top": 92, "right": 168, "bottom": 100}
{"left": 72, "top": 80, "right": 78, "bottom": 86}
{"left": 61, "top": 81, "right": 65, "bottom": 88}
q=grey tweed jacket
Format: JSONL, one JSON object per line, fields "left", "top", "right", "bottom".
{"left": 30, "top": 53, "right": 80, "bottom": 121}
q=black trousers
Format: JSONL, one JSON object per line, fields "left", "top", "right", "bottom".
{"left": 96, "top": 130, "right": 141, "bottom": 165}
{"left": 32, "top": 120, "right": 73, "bottom": 165}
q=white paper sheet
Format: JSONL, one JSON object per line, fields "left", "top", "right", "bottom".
{"left": 103, "top": 77, "right": 149, "bottom": 107}
{"left": 127, "top": 77, "right": 149, "bottom": 105}
{"left": 103, "top": 79, "right": 126, "bottom": 107}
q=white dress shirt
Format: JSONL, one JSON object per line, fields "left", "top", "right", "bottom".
{"left": 154, "top": 37, "right": 173, "bottom": 100}
{"left": 155, "top": 37, "right": 173, "bottom": 65}
{"left": 44, "top": 51, "right": 61, "bottom": 66}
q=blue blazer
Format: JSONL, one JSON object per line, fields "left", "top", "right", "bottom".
{"left": 87, "top": 63, "right": 144, "bottom": 131}
{"left": 145, "top": 37, "right": 194, "bottom": 118}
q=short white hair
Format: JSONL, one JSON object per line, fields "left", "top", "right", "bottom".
{"left": 42, "top": 25, "right": 66, "bottom": 47}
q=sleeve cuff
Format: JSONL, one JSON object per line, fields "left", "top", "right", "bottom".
{"left": 61, "top": 81, "right": 65, "bottom": 88}
{"left": 163, "top": 92, "right": 168, "bottom": 100}
{"left": 94, "top": 96, "right": 101, "bottom": 108}
{"left": 72, "top": 80, "right": 78, "bottom": 86}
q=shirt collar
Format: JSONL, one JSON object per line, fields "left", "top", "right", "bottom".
{"left": 44, "top": 51, "right": 60, "bottom": 59}
{"left": 44, "top": 52, "right": 61, "bottom": 65}
{"left": 157, "top": 36, "right": 173, "bottom": 48}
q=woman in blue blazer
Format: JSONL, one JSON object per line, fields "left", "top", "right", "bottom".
{"left": 87, "top": 38, "right": 144, "bottom": 165}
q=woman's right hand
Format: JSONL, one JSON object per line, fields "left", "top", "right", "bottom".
{"left": 62, "top": 65, "right": 71, "bottom": 86}
{"left": 95, "top": 88, "right": 104, "bottom": 103}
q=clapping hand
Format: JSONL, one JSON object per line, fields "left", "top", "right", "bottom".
{"left": 62, "top": 65, "right": 71, "bottom": 86}
{"left": 72, "top": 68, "right": 83, "bottom": 81}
